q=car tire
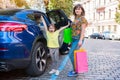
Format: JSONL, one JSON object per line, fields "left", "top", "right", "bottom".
{"left": 26, "top": 42, "right": 47, "bottom": 76}
{"left": 59, "top": 42, "right": 71, "bottom": 55}
{"left": 96, "top": 37, "right": 98, "bottom": 39}
{"left": 102, "top": 36, "right": 105, "bottom": 40}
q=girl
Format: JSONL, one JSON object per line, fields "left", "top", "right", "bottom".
{"left": 67, "top": 4, "right": 88, "bottom": 77}
{"left": 41, "top": 16, "right": 70, "bottom": 75}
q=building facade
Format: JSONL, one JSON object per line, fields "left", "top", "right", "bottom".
{"left": 79, "top": 0, "right": 120, "bottom": 36}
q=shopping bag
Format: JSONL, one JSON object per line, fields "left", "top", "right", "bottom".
{"left": 63, "top": 28, "right": 72, "bottom": 44}
{"left": 74, "top": 48, "right": 88, "bottom": 73}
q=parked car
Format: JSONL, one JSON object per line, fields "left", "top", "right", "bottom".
{"left": 0, "top": 9, "right": 70, "bottom": 76}
{"left": 89, "top": 33, "right": 105, "bottom": 39}
{"left": 102, "top": 31, "right": 120, "bottom": 40}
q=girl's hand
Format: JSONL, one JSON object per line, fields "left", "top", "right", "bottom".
{"left": 58, "top": 21, "right": 70, "bottom": 32}
{"left": 67, "top": 21, "right": 70, "bottom": 27}
{"left": 78, "top": 40, "right": 82, "bottom": 47}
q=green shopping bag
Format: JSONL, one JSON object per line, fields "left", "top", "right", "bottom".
{"left": 63, "top": 28, "right": 72, "bottom": 44}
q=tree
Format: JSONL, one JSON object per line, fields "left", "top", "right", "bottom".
{"left": 115, "top": 0, "right": 120, "bottom": 24}
{"left": 73, "top": 0, "right": 81, "bottom": 1}
{"left": 48, "top": 0, "right": 73, "bottom": 17}
{"left": 12, "top": 0, "right": 29, "bottom": 8}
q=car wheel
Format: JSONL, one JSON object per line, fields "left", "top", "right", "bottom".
{"left": 59, "top": 42, "right": 71, "bottom": 55}
{"left": 26, "top": 42, "right": 47, "bottom": 76}
{"left": 88, "top": 36, "right": 91, "bottom": 39}
{"left": 102, "top": 36, "right": 105, "bottom": 40}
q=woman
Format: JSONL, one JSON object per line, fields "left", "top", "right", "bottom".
{"left": 68, "top": 4, "right": 88, "bottom": 77}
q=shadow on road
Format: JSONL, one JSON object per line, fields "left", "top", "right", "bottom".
{"left": 0, "top": 69, "right": 29, "bottom": 80}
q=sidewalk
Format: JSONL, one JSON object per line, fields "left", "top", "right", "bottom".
{"left": 76, "top": 51, "right": 120, "bottom": 80}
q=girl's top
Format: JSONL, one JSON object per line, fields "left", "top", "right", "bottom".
{"left": 71, "top": 16, "right": 88, "bottom": 39}
{"left": 46, "top": 30, "right": 59, "bottom": 48}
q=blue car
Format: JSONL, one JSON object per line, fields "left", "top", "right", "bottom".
{"left": 89, "top": 33, "right": 104, "bottom": 39}
{"left": 0, "top": 9, "right": 70, "bottom": 76}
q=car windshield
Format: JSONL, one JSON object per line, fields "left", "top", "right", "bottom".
{"left": 103, "top": 31, "right": 110, "bottom": 33}
{"left": 93, "top": 33, "right": 99, "bottom": 35}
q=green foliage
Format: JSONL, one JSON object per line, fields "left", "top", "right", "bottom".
{"left": 48, "top": 0, "right": 73, "bottom": 17}
{"left": 12, "top": 0, "right": 30, "bottom": 8}
{"left": 115, "top": 12, "right": 120, "bottom": 24}
{"left": 118, "top": 4, "right": 120, "bottom": 10}
{"left": 115, "top": 3, "right": 120, "bottom": 24}
{"left": 73, "top": 0, "right": 81, "bottom": 1}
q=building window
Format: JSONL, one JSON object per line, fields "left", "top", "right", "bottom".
{"left": 94, "top": 12, "right": 95, "bottom": 20}
{"left": 102, "top": 26, "right": 104, "bottom": 32}
{"left": 109, "top": 9, "right": 111, "bottom": 19}
{"left": 108, "top": 25, "right": 111, "bottom": 31}
{"left": 99, "top": 12, "right": 100, "bottom": 20}
{"left": 114, "top": 25, "right": 117, "bottom": 32}
{"left": 104, "top": 0, "right": 106, "bottom": 5}
{"left": 103, "top": 11, "right": 105, "bottom": 19}
{"left": 116, "top": 8, "right": 118, "bottom": 12}
{"left": 99, "top": 0, "right": 101, "bottom": 5}
{"left": 98, "top": 26, "right": 100, "bottom": 32}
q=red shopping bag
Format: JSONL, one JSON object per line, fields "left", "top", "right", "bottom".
{"left": 74, "top": 48, "right": 88, "bottom": 73}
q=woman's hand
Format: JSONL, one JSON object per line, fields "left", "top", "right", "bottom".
{"left": 78, "top": 40, "right": 82, "bottom": 47}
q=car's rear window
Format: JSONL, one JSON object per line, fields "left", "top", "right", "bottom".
{"left": 0, "top": 9, "right": 21, "bottom": 16}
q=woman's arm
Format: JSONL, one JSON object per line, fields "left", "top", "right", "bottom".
{"left": 78, "top": 23, "right": 87, "bottom": 47}
{"left": 78, "top": 17, "right": 88, "bottom": 46}
{"left": 80, "top": 24, "right": 86, "bottom": 41}
{"left": 41, "top": 16, "right": 48, "bottom": 31}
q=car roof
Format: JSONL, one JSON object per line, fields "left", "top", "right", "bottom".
{"left": 93, "top": 33, "right": 99, "bottom": 34}
{"left": 0, "top": 9, "right": 45, "bottom": 15}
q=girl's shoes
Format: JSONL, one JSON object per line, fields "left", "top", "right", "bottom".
{"left": 49, "top": 69, "right": 60, "bottom": 75}
{"left": 67, "top": 71, "right": 78, "bottom": 77}
{"left": 55, "top": 70, "right": 60, "bottom": 75}
{"left": 49, "top": 69, "right": 56, "bottom": 74}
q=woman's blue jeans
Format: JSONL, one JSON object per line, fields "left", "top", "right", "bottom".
{"left": 68, "top": 38, "right": 84, "bottom": 71}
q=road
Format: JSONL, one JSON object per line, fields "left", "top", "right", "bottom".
{"left": 0, "top": 39, "right": 120, "bottom": 80}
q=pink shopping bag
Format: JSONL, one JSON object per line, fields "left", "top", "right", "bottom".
{"left": 74, "top": 48, "right": 88, "bottom": 73}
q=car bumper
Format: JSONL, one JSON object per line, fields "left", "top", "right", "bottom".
{"left": 0, "top": 43, "right": 31, "bottom": 59}
{"left": 0, "top": 58, "right": 30, "bottom": 71}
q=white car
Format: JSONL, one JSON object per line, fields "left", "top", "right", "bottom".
{"left": 109, "top": 32, "right": 120, "bottom": 40}
{"left": 102, "top": 31, "right": 120, "bottom": 40}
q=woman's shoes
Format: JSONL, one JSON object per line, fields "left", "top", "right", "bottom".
{"left": 67, "top": 71, "right": 78, "bottom": 77}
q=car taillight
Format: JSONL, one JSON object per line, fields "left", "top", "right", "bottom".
{"left": 0, "top": 22, "right": 27, "bottom": 32}
{"left": 0, "top": 48, "right": 8, "bottom": 51}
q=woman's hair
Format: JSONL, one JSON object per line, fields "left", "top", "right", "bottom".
{"left": 73, "top": 4, "right": 85, "bottom": 17}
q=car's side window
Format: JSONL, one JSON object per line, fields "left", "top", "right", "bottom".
{"left": 48, "top": 12, "right": 60, "bottom": 26}
{"left": 27, "top": 14, "right": 35, "bottom": 21}
{"left": 47, "top": 10, "right": 68, "bottom": 29}
{"left": 27, "top": 12, "right": 43, "bottom": 26}
{"left": 14, "top": 11, "right": 34, "bottom": 23}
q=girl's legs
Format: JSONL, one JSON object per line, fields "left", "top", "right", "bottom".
{"left": 49, "top": 48, "right": 59, "bottom": 67}
{"left": 49, "top": 48, "right": 59, "bottom": 75}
